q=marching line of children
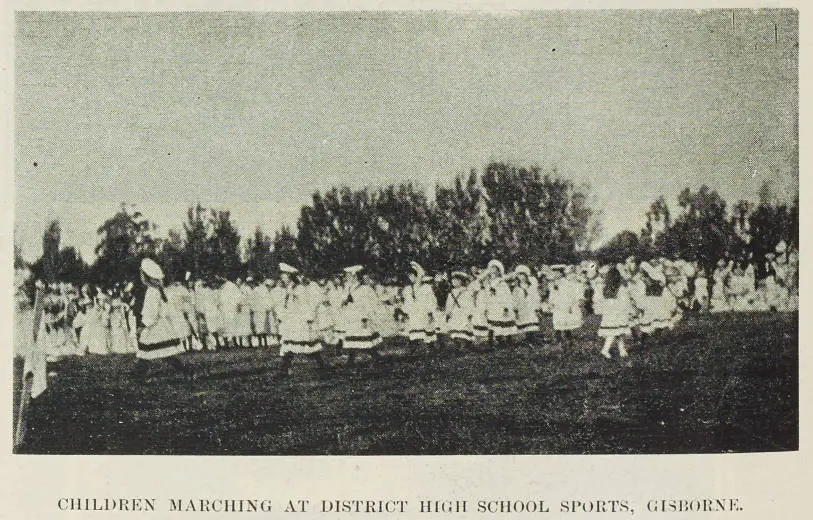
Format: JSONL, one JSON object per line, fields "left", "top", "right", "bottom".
{"left": 27, "top": 237, "right": 798, "bottom": 372}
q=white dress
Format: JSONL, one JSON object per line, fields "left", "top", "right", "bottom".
{"left": 219, "top": 281, "right": 243, "bottom": 337}
{"left": 267, "top": 285, "right": 287, "bottom": 345}
{"left": 549, "top": 278, "right": 584, "bottom": 332}
{"left": 401, "top": 283, "right": 438, "bottom": 343}
{"left": 313, "top": 283, "right": 338, "bottom": 346}
{"left": 137, "top": 287, "right": 185, "bottom": 360}
{"left": 278, "top": 285, "right": 321, "bottom": 355}
{"left": 338, "top": 283, "right": 384, "bottom": 350}
{"left": 83, "top": 298, "right": 111, "bottom": 355}
{"left": 166, "top": 285, "right": 194, "bottom": 340}
{"left": 710, "top": 268, "right": 730, "bottom": 312}
{"left": 109, "top": 298, "right": 135, "bottom": 354}
{"left": 444, "top": 286, "right": 475, "bottom": 341}
{"left": 471, "top": 284, "right": 490, "bottom": 339}
{"left": 638, "top": 284, "right": 672, "bottom": 334}
{"left": 486, "top": 279, "right": 517, "bottom": 337}
{"left": 595, "top": 285, "right": 634, "bottom": 338}
{"left": 249, "top": 285, "right": 268, "bottom": 336}
{"left": 199, "top": 286, "right": 223, "bottom": 336}
{"left": 374, "top": 285, "right": 400, "bottom": 338}
{"left": 234, "top": 284, "right": 254, "bottom": 336}
{"left": 513, "top": 283, "right": 541, "bottom": 333}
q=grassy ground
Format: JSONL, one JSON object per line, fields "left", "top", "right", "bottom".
{"left": 14, "top": 311, "right": 797, "bottom": 455}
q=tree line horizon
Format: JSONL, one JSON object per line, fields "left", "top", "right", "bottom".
{"left": 17, "top": 162, "right": 798, "bottom": 290}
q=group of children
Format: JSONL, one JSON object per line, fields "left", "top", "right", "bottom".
{"left": 26, "top": 282, "right": 139, "bottom": 362}
{"left": 23, "top": 239, "right": 798, "bottom": 371}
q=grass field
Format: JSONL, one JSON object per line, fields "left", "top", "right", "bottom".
{"left": 14, "top": 311, "right": 797, "bottom": 455}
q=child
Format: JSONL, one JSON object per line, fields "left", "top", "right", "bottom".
{"left": 401, "top": 262, "right": 439, "bottom": 354}
{"left": 637, "top": 262, "right": 671, "bottom": 337}
{"left": 484, "top": 259, "right": 516, "bottom": 348}
{"left": 337, "top": 265, "right": 385, "bottom": 368}
{"left": 470, "top": 271, "right": 491, "bottom": 347}
{"left": 511, "top": 265, "right": 541, "bottom": 341}
{"left": 444, "top": 271, "right": 475, "bottom": 351}
{"left": 595, "top": 267, "right": 635, "bottom": 358}
{"left": 277, "top": 263, "right": 327, "bottom": 376}
{"left": 549, "top": 265, "right": 584, "bottom": 347}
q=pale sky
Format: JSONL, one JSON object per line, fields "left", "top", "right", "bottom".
{"left": 15, "top": 10, "right": 798, "bottom": 262}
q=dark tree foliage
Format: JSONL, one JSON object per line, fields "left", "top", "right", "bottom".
{"left": 208, "top": 209, "right": 242, "bottom": 280}
{"left": 292, "top": 163, "right": 596, "bottom": 280}
{"left": 91, "top": 205, "right": 158, "bottom": 287}
{"left": 14, "top": 240, "right": 26, "bottom": 270}
{"left": 41, "top": 220, "right": 61, "bottom": 283}
{"left": 608, "top": 184, "right": 797, "bottom": 280}
{"left": 156, "top": 230, "right": 186, "bottom": 284}
{"left": 244, "top": 226, "right": 274, "bottom": 280}
{"left": 593, "top": 230, "right": 643, "bottom": 265}
{"left": 273, "top": 225, "right": 300, "bottom": 271}
{"left": 24, "top": 165, "right": 797, "bottom": 288}
{"left": 182, "top": 204, "right": 212, "bottom": 281}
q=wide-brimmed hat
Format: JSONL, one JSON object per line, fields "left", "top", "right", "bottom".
{"left": 775, "top": 240, "right": 788, "bottom": 253}
{"left": 514, "top": 264, "right": 532, "bottom": 278}
{"left": 451, "top": 271, "right": 471, "bottom": 282}
{"left": 410, "top": 261, "right": 425, "bottom": 280}
{"left": 140, "top": 258, "right": 164, "bottom": 281}
{"left": 487, "top": 259, "right": 505, "bottom": 276}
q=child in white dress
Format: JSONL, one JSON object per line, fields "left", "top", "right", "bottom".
{"left": 401, "top": 262, "right": 439, "bottom": 353}
{"left": 595, "top": 267, "right": 635, "bottom": 359}
{"left": 444, "top": 271, "right": 475, "bottom": 351}
{"left": 511, "top": 265, "right": 541, "bottom": 340}
{"left": 485, "top": 259, "right": 516, "bottom": 348}
{"left": 549, "top": 266, "right": 584, "bottom": 347}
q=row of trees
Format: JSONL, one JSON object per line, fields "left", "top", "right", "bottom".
{"left": 594, "top": 185, "right": 798, "bottom": 276}
{"left": 23, "top": 163, "right": 599, "bottom": 286}
{"left": 20, "top": 162, "right": 798, "bottom": 292}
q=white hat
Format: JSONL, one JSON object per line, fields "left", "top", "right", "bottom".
{"left": 487, "top": 259, "right": 505, "bottom": 276}
{"left": 451, "top": 271, "right": 471, "bottom": 282}
{"left": 279, "top": 262, "right": 298, "bottom": 274}
{"left": 410, "top": 261, "right": 425, "bottom": 280}
{"left": 514, "top": 264, "right": 531, "bottom": 277}
{"left": 775, "top": 240, "right": 787, "bottom": 253}
{"left": 343, "top": 265, "right": 364, "bottom": 275}
{"left": 140, "top": 258, "right": 164, "bottom": 280}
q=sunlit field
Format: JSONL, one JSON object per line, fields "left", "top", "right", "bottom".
{"left": 14, "top": 311, "right": 797, "bottom": 455}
